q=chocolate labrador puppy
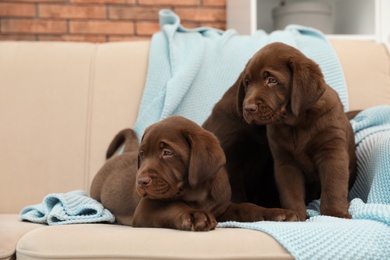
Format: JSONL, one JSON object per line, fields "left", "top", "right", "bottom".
{"left": 238, "top": 42, "right": 357, "bottom": 220}
{"left": 204, "top": 43, "right": 358, "bottom": 221}
{"left": 203, "top": 79, "right": 278, "bottom": 208}
{"left": 91, "top": 116, "right": 298, "bottom": 231}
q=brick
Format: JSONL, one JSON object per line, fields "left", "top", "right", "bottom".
{"left": 138, "top": 0, "right": 199, "bottom": 6}
{"left": 201, "top": 22, "right": 226, "bottom": 30}
{"left": 203, "top": 0, "right": 225, "bottom": 7}
{"left": 0, "top": 1, "right": 227, "bottom": 43}
{"left": 71, "top": 0, "right": 135, "bottom": 4}
{"left": 69, "top": 20, "right": 134, "bottom": 35}
{"left": 175, "top": 7, "right": 225, "bottom": 22}
{"left": 109, "top": 35, "right": 150, "bottom": 42}
{"left": 135, "top": 21, "right": 160, "bottom": 36}
{"left": 1, "top": 19, "right": 67, "bottom": 34}
{"left": 181, "top": 21, "right": 201, "bottom": 29}
{"left": 180, "top": 21, "right": 226, "bottom": 31}
{"left": 39, "top": 4, "right": 106, "bottom": 19}
{"left": 109, "top": 6, "right": 159, "bottom": 20}
{"left": 3, "top": 0, "right": 66, "bottom": 3}
{"left": 39, "top": 34, "right": 106, "bottom": 42}
{"left": 0, "top": 3, "right": 36, "bottom": 17}
{"left": 0, "top": 34, "right": 37, "bottom": 41}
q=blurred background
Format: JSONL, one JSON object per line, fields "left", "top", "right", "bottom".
{"left": 0, "top": 0, "right": 226, "bottom": 42}
{"left": 0, "top": 0, "right": 387, "bottom": 45}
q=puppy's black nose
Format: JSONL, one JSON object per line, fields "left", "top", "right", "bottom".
{"left": 137, "top": 176, "right": 152, "bottom": 187}
{"left": 244, "top": 104, "right": 258, "bottom": 115}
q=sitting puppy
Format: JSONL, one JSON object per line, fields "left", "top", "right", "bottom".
{"left": 238, "top": 42, "right": 357, "bottom": 220}
{"left": 91, "top": 116, "right": 298, "bottom": 231}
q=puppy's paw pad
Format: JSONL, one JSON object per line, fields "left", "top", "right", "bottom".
{"left": 341, "top": 213, "right": 352, "bottom": 219}
{"left": 267, "top": 209, "right": 300, "bottom": 222}
{"left": 284, "top": 210, "right": 301, "bottom": 221}
{"left": 181, "top": 216, "right": 193, "bottom": 231}
{"left": 180, "top": 210, "right": 216, "bottom": 231}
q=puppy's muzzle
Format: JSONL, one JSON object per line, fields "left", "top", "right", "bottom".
{"left": 138, "top": 176, "right": 152, "bottom": 188}
{"left": 136, "top": 174, "right": 152, "bottom": 197}
{"left": 244, "top": 103, "right": 258, "bottom": 115}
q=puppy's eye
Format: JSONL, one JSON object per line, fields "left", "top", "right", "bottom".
{"left": 243, "top": 78, "right": 251, "bottom": 92}
{"left": 244, "top": 78, "right": 251, "bottom": 87}
{"left": 245, "top": 78, "right": 250, "bottom": 85}
{"left": 139, "top": 150, "right": 144, "bottom": 158}
{"left": 267, "top": 77, "right": 277, "bottom": 86}
{"left": 162, "top": 149, "right": 173, "bottom": 157}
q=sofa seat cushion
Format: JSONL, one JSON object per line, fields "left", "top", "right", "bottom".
{"left": 16, "top": 223, "right": 292, "bottom": 260}
{"left": 0, "top": 214, "right": 45, "bottom": 260}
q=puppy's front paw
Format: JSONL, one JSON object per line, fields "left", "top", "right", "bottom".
{"left": 180, "top": 210, "right": 217, "bottom": 231}
{"left": 265, "top": 208, "right": 300, "bottom": 222}
{"left": 337, "top": 213, "right": 352, "bottom": 219}
{"left": 322, "top": 210, "right": 352, "bottom": 219}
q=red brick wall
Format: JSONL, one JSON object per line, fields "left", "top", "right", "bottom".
{"left": 0, "top": 0, "right": 226, "bottom": 42}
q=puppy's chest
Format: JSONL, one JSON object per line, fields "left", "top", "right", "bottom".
{"left": 269, "top": 126, "right": 316, "bottom": 174}
{"left": 182, "top": 188, "right": 210, "bottom": 208}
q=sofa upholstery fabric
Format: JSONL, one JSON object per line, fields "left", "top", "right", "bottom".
{"left": 0, "top": 38, "right": 389, "bottom": 260}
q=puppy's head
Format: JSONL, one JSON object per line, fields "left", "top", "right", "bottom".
{"left": 237, "top": 42, "right": 326, "bottom": 124}
{"left": 136, "top": 116, "right": 226, "bottom": 200}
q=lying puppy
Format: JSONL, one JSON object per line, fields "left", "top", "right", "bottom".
{"left": 239, "top": 42, "right": 357, "bottom": 220}
{"left": 91, "top": 116, "right": 298, "bottom": 231}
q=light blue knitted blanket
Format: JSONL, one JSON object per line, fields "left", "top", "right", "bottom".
{"left": 133, "top": 9, "right": 348, "bottom": 138}
{"left": 219, "top": 106, "right": 390, "bottom": 259}
{"left": 20, "top": 190, "right": 115, "bottom": 225}
{"left": 133, "top": 9, "right": 390, "bottom": 259}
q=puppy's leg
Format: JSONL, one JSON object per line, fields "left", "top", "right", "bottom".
{"left": 274, "top": 163, "right": 307, "bottom": 221}
{"left": 228, "top": 166, "right": 248, "bottom": 203}
{"left": 217, "top": 203, "right": 299, "bottom": 222}
{"left": 133, "top": 198, "right": 217, "bottom": 231}
{"left": 318, "top": 150, "right": 351, "bottom": 218}
{"left": 115, "top": 215, "right": 134, "bottom": 226}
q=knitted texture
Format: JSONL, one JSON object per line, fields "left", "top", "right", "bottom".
{"left": 349, "top": 105, "right": 390, "bottom": 203}
{"left": 219, "top": 106, "right": 390, "bottom": 260}
{"left": 133, "top": 9, "right": 348, "bottom": 138}
{"left": 132, "top": 9, "right": 390, "bottom": 258}
{"left": 20, "top": 190, "right": 115, "bottom": 225}
{"left": 218, "top": 217, "right": 390, "bottom": 260}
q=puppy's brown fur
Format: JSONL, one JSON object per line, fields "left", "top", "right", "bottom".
{"left": 203, "top": 85, "right": 278, "bottom": 207}
{"left": 91, "top": 116, "right": 298, "bottom": 231}
{"left": 238, "top": 42, "right": 356, "bottom": 220}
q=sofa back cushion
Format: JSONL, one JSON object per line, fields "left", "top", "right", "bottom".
{"left": 0, "top": 41, "right": 149, "bottom": 213}
{"left": 1, "top": 38, "right": 389, "bottom": 214}
{"left": 329, "top": 38, "right": 390, "bottom": 111}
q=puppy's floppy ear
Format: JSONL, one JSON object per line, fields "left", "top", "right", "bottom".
{"left": 185, "top": 130, "right": 226, "bottom": 188}
{"left": 288, "top": 56, "right": 326, "bottom": 116}
{"left": 137, "top": 128, "right": 148, "bottom": 169}
{"left": 235, "top": 71, "right": 246, "bottom": 116}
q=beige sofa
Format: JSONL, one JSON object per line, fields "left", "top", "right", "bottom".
{"left": 1, "top": 38, "right": 390, "bottom": 260}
